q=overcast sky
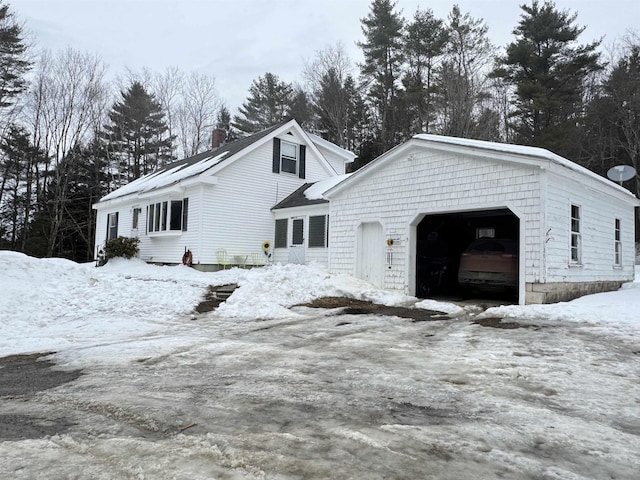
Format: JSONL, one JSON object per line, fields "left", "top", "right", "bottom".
{"left": 8, "top": 0, "right": 640, "bottom": 113}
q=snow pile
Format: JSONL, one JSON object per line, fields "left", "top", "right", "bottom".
{"left": 415, "top": 298, "right": 465, "bottom": 316}
{"left": 0, "top": 252, "right": 242, "bottom": 356}
{"left": 479, "top": 274, "right": 640, "bottom": 333}
{"left": 2, "top": 250, "right": 639, "bottom": 359}
{"left": 215, "top": 262, "right": 414, "bottom": 319}
{"left": 0, "top": 253, "right": 417, "bottom": 356}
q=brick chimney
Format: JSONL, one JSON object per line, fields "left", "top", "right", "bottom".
{"left": 211, "top": 128, "right": 227, "bottom": 150}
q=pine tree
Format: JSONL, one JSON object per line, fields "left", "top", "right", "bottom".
{"left": 434, "top": 5, "right": 495, "bottom": 138}
{"left": 492, "top": 0, "right": 602, "bottom": 156}
{"left": 401, "top": 8, "right": 448, "bottom": 135}
{"left": 103, "top": 81, "right": 174, "bottom": 184}
{"left": 358, "top": 0, "right": 405, "bottom": 151}
{"left": 0, "top": 2, "right": 31, "bottom": 110}
{"left": 216, "top": 104, "right": 239, "bottom": 142}
{"left": 232, "top": 73, "right": 293, "bottom": 135}
{"left": 0, "top": 125, "right": 42, "bottom": 250}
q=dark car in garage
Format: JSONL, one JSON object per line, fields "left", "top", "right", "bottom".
{"left": 458, "top": 238, "right": 518, "bottom": 294}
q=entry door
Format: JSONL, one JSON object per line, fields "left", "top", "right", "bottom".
{"left": 356, "top": 222, "right": 384, "bottom": 287}
{"left": 288, "top": 218, "right": 305, "bottom": 264}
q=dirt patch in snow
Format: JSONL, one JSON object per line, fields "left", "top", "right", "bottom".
{"left": 0, "top": 352, "right": 82, "bottom": 397}
{"left": 0, "top": 352, "right": 83, "bottom": 441}
{"left": 298, "top": 296, "right": 449, "bottom": 322}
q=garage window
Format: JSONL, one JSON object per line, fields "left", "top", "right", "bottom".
{"left": 614, "top": 218, "right": 622, "bottom": 266}
{"left": 570, "top": 204, "right": 581, "bottom": 264}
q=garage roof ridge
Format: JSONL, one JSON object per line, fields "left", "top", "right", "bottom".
{"left": 413, "top": 134, "right": 638, "bottom": 201}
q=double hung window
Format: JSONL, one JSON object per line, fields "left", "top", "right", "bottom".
{"left": 107, "top": 212, "right": 119, "bottom": 241}
{"left": 570, "top": 204, "right": 581, "bottom": 264}
{"left": 281, "top": 141, "right": 298, "bottom": 174}
{"left": 614, "top": 218, "right": 622, "bottom": 266}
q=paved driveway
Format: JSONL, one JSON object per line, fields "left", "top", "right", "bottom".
{"left": 1, "top": 306, "right": 639, "bottom": 479}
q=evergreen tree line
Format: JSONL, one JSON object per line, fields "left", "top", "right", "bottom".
{"left": 1, "top": 0, "right": 640, "bottom": 263}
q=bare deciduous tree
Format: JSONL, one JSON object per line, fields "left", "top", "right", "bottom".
{"left": 175, "top": 72, "right": 221, "bottom": 156}
{"left": 26, "top": 47, "right": 108, "bottom": 256}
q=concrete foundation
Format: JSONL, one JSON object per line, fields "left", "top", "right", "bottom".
{"left": 525, "top": 280, "right": 625, "bottom": 304}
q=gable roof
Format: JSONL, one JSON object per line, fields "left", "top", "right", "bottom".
{"left": 99, "top": 121, "right": 288, "bottom": 203}
{"left": 325, "top": 134, "right": 640, "bottom": 204}
{"left": 306, "top": 131, "right": 357, "bottom": 163}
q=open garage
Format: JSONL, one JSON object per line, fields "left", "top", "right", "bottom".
{"left": 326, "top": 134, "right": 638, "bottom": 304}
{"left": 415, "top": 208, "right": 519, "bottom": 301}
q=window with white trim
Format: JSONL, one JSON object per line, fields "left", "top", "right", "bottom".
{"left": 107, "top": 212, "right": 119, "bottom": 241}
{"left": 147, "top": 198, "right": 189, "bottom": 233}
{"left": 281, "top": 141, "right": 298, "bottom": 174}
{"left": 614, "top": 218, "right": 622, "bottom": 266}
{"left": 132, "top": 208, "right": 142, "bottom": 230}
{"left": 309, "top": 215, "right": 329, "bottom": 248}
{"left": 570, "top": 204, "right": 581, "bottom": 264}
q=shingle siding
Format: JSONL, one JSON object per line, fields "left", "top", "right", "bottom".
{"left": 328, "top": 144, "right": 636, "bottom": 301}
{"left": 330, "top": 149, "right": 542, "bottom": 291}
{"left": 544, "top": 171, "right": 635, "bottom": 283}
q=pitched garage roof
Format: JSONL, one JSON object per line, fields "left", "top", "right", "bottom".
{"left": 325, "top": 133, "right": 640, "bottom": 204}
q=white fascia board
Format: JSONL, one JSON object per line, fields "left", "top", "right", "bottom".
{"left": 307, "top": 131, "right": 357, "bottom": 162}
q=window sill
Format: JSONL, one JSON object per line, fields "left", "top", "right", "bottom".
{"left": 568, "top": 262, "right": 582, "bottom": 268}
{"left": 148, "top": 230, "right": 184, "bottom": 238}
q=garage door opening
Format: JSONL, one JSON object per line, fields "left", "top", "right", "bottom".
{"left": 415, "top": 209, "right": 519, "bottom": 302}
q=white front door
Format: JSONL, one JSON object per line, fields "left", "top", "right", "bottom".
{"left": 288, "top": 218, "right": 305, "bottom": 264}
{"left": 356, "top": 222, "right": 384, "bottom": 287}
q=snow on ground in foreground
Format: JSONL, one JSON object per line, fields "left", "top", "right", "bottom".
{"left": 479, "top": 273, "right": 640, "bottom": 335}
{"left": 1, "top": 253, "right": 639, "bottom": 479}
{"left": 0, "top": 253, "right": 416, "bottom": 359}
{"left": 1, "top": 251, "right": 639, "bottom": 360}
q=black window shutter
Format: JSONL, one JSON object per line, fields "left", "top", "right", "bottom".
{"left": 115, "top": 212, "right": 119, "bottom": 238}
{"left": 299, "top": 145, "right": 306, "bottom": 179}
{"left": 272, "top": 138, "right": 281, "bottom": 173}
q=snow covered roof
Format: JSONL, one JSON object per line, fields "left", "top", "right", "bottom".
{"left": 98, "top": 120, "right": 291, "bottom": 203}
{"left": 413, "top": 134, "right": 638, "bottom": 200}
{"left": 272, "top": 174, "right": 351, "bottom": 210}
{"left": 326, "top": 133, "right": 640, "bottom": 203}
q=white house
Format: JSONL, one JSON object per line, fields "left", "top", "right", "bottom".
{"left": 93, "top": 119, "right": 355, "bottom": 269}
{"left": 323, "top": 134, "right": 639, "bottom": 305}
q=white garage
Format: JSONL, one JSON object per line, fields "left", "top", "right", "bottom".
{"left": 325, "top": 134, "right": 639, "bottom": 304}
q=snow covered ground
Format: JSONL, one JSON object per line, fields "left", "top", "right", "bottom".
{"left": 1, "top": 251, "right": 639, "bottom": 479}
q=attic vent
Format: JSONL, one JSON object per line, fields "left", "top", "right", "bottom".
{"left": 286, "top": 131, "right": 293, "bottom": 135}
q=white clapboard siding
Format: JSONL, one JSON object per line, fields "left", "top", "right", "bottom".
{"left": 93, "top": 122, "right": 343, "bottom": 267}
